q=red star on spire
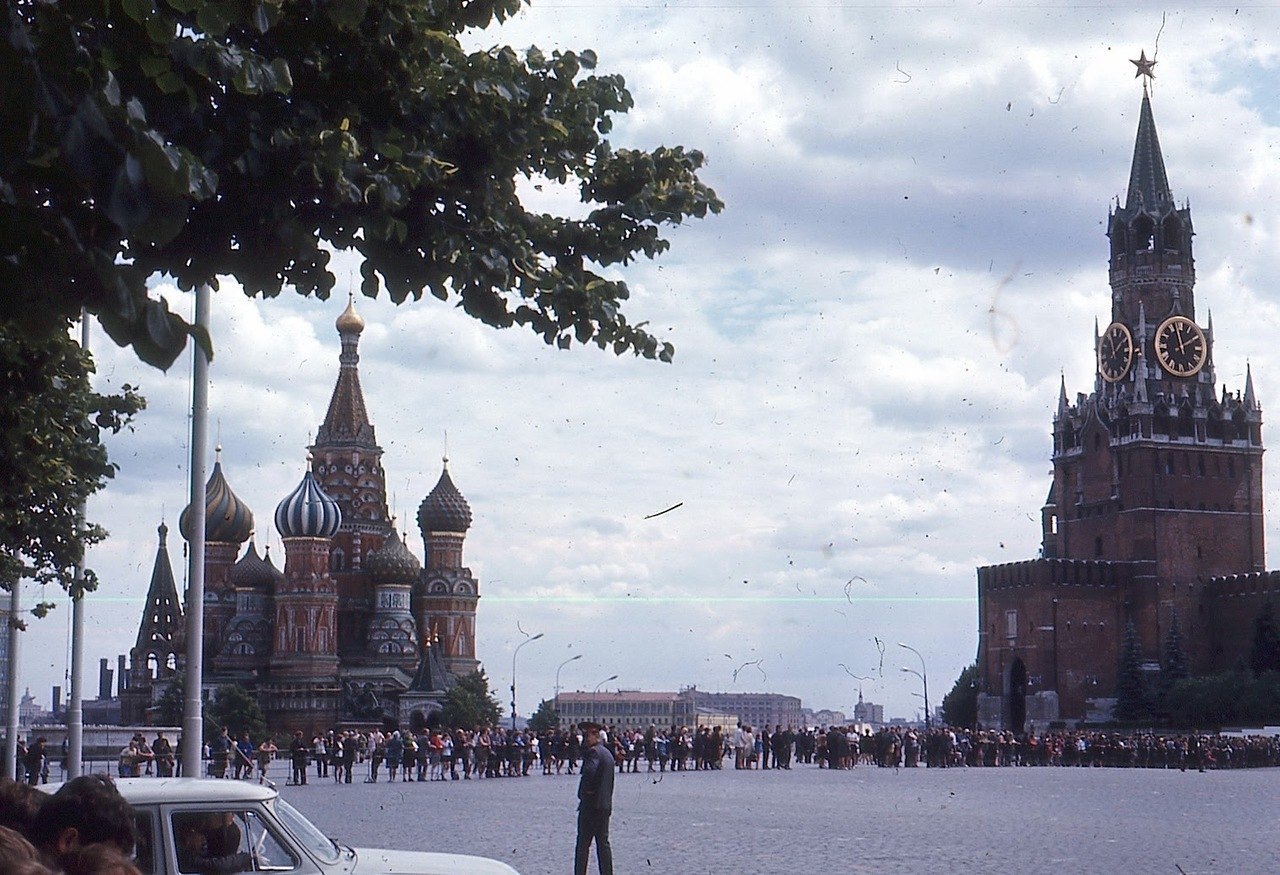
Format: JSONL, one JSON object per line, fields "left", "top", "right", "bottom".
{"left": 1131, "top": 50, "right": 1156, "bottom": 87}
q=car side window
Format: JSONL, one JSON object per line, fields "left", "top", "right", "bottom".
{"left": 133, "top": 809, "right": 157, "bottom": 874}
{"left": 173, "top": 810, "right": 298, "bottom": 874}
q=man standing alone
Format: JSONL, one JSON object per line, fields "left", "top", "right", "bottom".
{"left": 575, "top": 721, "right": 615, "bottom": 875}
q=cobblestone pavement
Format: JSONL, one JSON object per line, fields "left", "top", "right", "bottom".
{"left": 274, "top": 763, "right": 1280, "bottom": 874}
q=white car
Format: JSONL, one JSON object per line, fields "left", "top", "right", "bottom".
{"left": 44, "top": 778, "right": 520, "bottom": 875}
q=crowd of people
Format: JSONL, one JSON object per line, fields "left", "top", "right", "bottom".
{"left": 13, "top": 722, "right": 1280, "bottom": 793}
{"left": 0, "top": 775, "right": 139, "bottom": 874}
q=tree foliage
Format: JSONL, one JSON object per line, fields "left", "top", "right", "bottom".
{"left": 440, "top": 669, "right": 502, "bottom": 730}
{"left": 1249, "top": 601, "right": 1280, "bottom": 677}
{"left": 208, "top": 684, "right": 268, "bottom": 743}
{"left": 1113, "top": 619, "right": 1150, "bottom": 722}
{"left": 526, "top": 698, "right": 560, "bottom": 734}
{"left": 2, "top": 0, "right": 723, "bottom": 369}
{"left": 1157, "top": 610, "right": 1190, "bottom": 709}
{"left": 941, "top": 662, "right": 979, "bottom": 729}
{"left": 1163, "top": 670, "right": 1280, "bottom": 728}
{"left": 0, "top": 323, "right": 144, "bottom": 600}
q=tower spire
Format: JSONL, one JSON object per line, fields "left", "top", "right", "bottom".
{"left": 1125, "top": 81, "right": 1173, "bottom": 214}
{"left": 316, "top": 295, "right": 376, "bottom": 448}
{"left": 133, "top": 522, "right": 184, "bottom": 652}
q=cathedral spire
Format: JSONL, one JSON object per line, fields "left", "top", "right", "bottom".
{"left": 315, "top": 293, "right": 376, "bottom": 449}
{"left": 1245, "top": 362, "right": 1258, "bottom": 410}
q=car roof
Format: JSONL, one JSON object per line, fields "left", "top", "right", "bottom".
{"left": 42, "top": 778, "right": 278, "bottom": 806}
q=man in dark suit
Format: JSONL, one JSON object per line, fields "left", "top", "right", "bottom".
{"left": 575, "top": 721, "right": 615, "bottom": 875}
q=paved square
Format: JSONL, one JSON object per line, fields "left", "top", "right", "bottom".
{"left": 275, "top": 763, "right": 1279, "bottom": 873}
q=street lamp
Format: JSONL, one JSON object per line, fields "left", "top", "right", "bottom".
{"left": 511, "top": 632, "right": 544, "bottom": 730}
{"left": 554, "top": 654, "right": 583, "bottom": 719}
{"left": 898, "top": 642, "right": 930, "bottom": 728}
{"left": 592, "top": 674, "right": 619, "bottom": 724}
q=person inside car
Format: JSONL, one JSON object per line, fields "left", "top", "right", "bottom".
{"left": 174, "top": 812, "right": 250, "bottom": 874}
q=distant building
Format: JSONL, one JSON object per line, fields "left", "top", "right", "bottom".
{"left": 681, "top": 687, "right": 803, "bottom": 730}
{"left": 18, "top": 689, "right": 46, "bottom": 728}
{"left": 557, "top": 690, "right": 698, "bottom": 729}
{"left": 803, "top": 709, "right": 847, "bottom": 728}
{"left": 852, "top": 691, "right": 883, "bottom": 726}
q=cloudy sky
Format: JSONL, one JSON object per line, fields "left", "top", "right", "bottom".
{"left": 19, "top": 3, "right": 1280, "bottom": 723}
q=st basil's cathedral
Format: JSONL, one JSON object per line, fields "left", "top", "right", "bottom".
{"left": 121, "top": 296, "right": 482, "bottom": 732}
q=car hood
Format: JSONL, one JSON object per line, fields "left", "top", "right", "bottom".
{"left": 352, "top": 847, "right": 520, "bottom": 874}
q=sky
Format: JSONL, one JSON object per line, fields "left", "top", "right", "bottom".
{"left": 18, "top": 2, "right": 1280, "bottom": 724}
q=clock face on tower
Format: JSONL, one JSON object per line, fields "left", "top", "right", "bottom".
{"left": 1154, "top": 315, "right": 1207, "bottom": 377}
{"left": 1098, "top": 321, "right": 1135, "bottom": 383}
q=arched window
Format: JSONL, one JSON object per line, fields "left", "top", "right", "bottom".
{"left": 1133, "top": 215, "right": 1155, "bottom": 251}
{"left": 1162, "top": 214, "right": 1182, "bottom": 251}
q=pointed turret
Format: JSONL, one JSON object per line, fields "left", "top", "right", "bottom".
{"left": 133, "top": 522, "right": 184, "bottom": 653}
{"left": 1108, "top": 91, "right": 1195, "bottom": 327}
{"left": 1125, "top": 93, "right": 1174, "bottom": 214}
{"left": 315, "top": 293, "right": 376, "bottom": 449}
{"left": 1245, "top": 362, "right": 1258, "bottom": 410}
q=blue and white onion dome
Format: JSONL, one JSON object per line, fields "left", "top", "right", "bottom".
{"left": 275, "top": 460, "right": 342, "bottom": 539}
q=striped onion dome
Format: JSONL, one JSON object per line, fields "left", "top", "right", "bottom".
{"left": 229, "top": 541, "right": 284, "bottom": 589}
{"left": 417, "top": 461, "right": 471, "bottom": 534}
{"left": 367, "top": 526, "right": 421, "bottom": 585}
{"left": 275, "top": 466, "right": 342, "bottom": 539}
{"left": 179, "top": 455, "right": 254, "bottom": 544}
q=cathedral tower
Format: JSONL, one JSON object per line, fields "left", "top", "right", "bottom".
{"left": 121, "top": 522, "right": 184, "bottom": 723}
{"left": 178, "top": 448, "right": 254, "bottom": 665}
{"left": 309, "top": 293, "right": 393, "bottom": 656}
{"left": 264, "top": 463, "right": 344, "bottom": 728}
{"left": 417, "top": 460, "right": 480, "bottom": 675}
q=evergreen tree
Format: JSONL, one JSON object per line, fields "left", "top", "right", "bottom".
{"left": 941, "top": 663, "right": 979, "bottom": 728}
{"left": 526, "top": 699, "right": 561, "bottom": 735}
{"left": 207, "top": 684, "right": 268, "bottom": 743}
{"left": 1249, "top": 601, "right": 1280, "bottom": 676}
{"left": 1158, "top": 611, "right": 1191, "bottom": 702}
{"left": 1113, "top": 619, "right": 1149, "bottom": 722}
{"left": 440, "top": 670, "right": 503, "bottom": 730}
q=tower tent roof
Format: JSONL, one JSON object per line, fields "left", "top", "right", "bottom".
{"left": 1124, "top": 93, "right": 1174, "bottom": 215}
{"left": 315, "top": 296, "right": 377, "bottom": 450}
{"left": 134, "top": 523, "right": 184, "bottom": 651}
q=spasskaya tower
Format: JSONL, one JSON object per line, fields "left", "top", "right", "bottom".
{"left": 977, "top": 57, "right": 1272, "bottom": 730}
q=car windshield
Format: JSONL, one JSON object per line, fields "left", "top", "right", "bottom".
{"left": 271, "top": 798, "right": 341, "bottom": 864}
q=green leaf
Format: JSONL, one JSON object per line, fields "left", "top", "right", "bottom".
{"left": 121, "top": 0, "right": 152, "bottom": 24}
